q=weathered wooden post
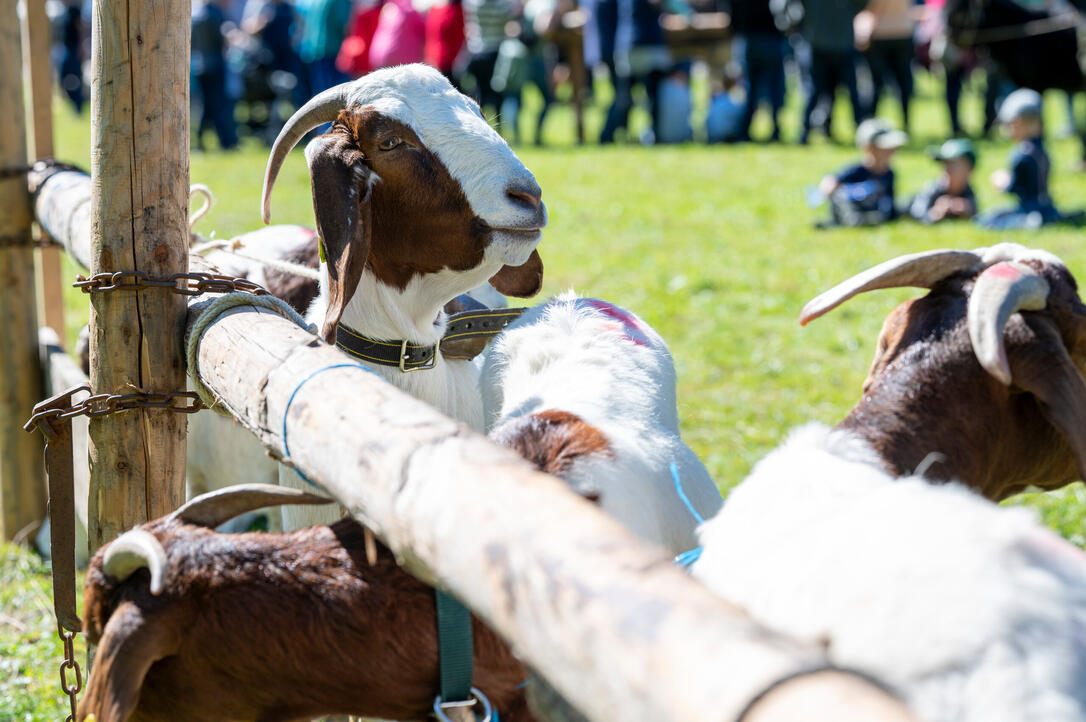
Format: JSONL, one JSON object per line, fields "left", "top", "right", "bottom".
{"left": 21, "top": 0, "right": 67, "bottom": 338}
{"left": 87, "top": 0, "right": 190, "bottom": 550}
{"left": 0, "top": 0, "right": 46, "bottom": 540}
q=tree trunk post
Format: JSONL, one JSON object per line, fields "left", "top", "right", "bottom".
{"left": 87, "top": 0, "right": 190, "bottom": 551}
{"left": 0, "top": 0, "right": 46, "bottom": 541}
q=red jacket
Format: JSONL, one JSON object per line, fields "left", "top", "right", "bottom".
{"left": 425, "top": 2, "right": 465, "bottom": 74}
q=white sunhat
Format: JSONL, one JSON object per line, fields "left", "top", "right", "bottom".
{"left": 996, "top": 88, "right": 1043, "bottom": 124}
{"left": 855, "top": 118, "right": 908, "bottom": 149}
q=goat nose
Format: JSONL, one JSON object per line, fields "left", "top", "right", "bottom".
{"left": 505, "top": 184, "right": 542, "bottom": 212}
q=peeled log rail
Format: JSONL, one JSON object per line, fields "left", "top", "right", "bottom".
{"left": 186, "top": 267, "right": 914, "bottom": 722}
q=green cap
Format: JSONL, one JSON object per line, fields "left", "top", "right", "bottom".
{"left": 928, "top": 138, "right": 977, "bottom": 167}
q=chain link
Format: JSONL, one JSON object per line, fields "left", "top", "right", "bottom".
{"left": 1, "top": 159, "right": 83, "bottom": 181}
{"left": 0, "top": 163, "right": 33, "bottom": 179}
{"left": 0, "top": 233, "right": 56, "bottom": 249}
{"left": 74, "top": 270, "right": 269, "bottom": 297}
{"left": 25, "top": 387, "right": 205, "bottom": 436}
{"left": 57, "top": 623, "right": 82, "bottom": 722}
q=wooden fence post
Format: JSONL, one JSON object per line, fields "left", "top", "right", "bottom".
{"left": 0, "top": 0, "right": 46, "bottom": 541}
{"left": 87, "top": 0, "right": 190, "bottom": 551}
{"left": 21, "top": 0, "right": 67, "bottom": 340}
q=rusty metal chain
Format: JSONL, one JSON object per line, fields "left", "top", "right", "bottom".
{"left": 1, "top": 158, "right": 83, "bottom": 180}
{"left": 74, "top": 270, "right": 269, "bottom": 297}
{"left": 0, "top": 232, "right": 55, "bottom": 249}
{"left": 58, "top": 623, "right": 82, "bottom": 722}
{"left": 0, "top": 163, "right": 33, "bottom": 179}
{"left": 24, "top": 385, "right": 205, "bottom": 439}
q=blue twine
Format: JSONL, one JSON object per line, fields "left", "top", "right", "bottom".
{"left": 281, "top": 363, "right": 380, "bottom": 488}
{"left": 670, "top": 460, "right": 704, "bottom": 525}
{"left": 670, "top": 460, "right": 705, "bottom": 570}
{"left": 673, "top": 546, "right": 703, "bottom": 568}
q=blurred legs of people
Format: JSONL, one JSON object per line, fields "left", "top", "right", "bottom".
{"left": 864, "top": 37, "right": 913, "bottom": 133}
{"left": 466, "top": 51, "right": 503, "bottom": 120}
{"left": 799, "top": 43, "right": 862, "bottom": 144}
{"left": 738, "top": 34, "right": 788, "bottom": 142}
{"left": 195, "top": 69, "right": 238, "bottom": 151}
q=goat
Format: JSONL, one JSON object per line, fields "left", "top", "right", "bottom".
{"left": 692, "top": 424, "right": 1086, "bottom": 722}
{"left": 77, "top": 485, "right": 532, "bottom": 722}
{"left": 482, "top": 294, "right": 723, "bottom": 554}
{"left": 258, "top": 64, "right": 547, "bottom": 529}
{"left": 801, "top": 242, "right": 1086, "bottom": 500}
{"left": 691, "top": 243, "right": 1086, "bottom": 721}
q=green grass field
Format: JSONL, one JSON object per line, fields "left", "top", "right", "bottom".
{"left": 5, "top": 73, "right": 1086, "bottom": 718}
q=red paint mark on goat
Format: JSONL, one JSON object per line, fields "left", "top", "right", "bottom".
{"left": 987, "top": 262, "right": 1022, "bottom": 280}
{"left": 586, "top": 299, "right": 650, "bottom": 347}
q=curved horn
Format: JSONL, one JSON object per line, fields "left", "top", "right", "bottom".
{"left": 188, "top": 184, "right": 214, "bottom": 232}
{"left": 103, "top": 529, "right": 168, "bottom": 595}
{"left": 800, "top": 249, "right": 982, "bottom": 326}
{"left": 170, "top": 483, "right": 334, "bottom": 529}
{"left": 968, "top": 261, "right": 1050, "bottom": 385}
{"left": 261, "top": 84, "right": 353, "bottom": 224}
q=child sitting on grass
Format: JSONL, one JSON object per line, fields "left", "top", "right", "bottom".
{"left": 816, "top": 118, "right": 906, "bottom": 227}
{"left": 977, "top": 88, "right": 1082, "bottom": 229}
{"left": 908, "top": 138, "right": 978, "bottom": 224}
{"left": 705, "top": 63, "right": 747, "bottom": 144}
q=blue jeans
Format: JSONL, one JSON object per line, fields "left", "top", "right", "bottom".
{"left": 195, "top": 69, "right": 238, "bottom": 150}
{"left": 738, "top": 34, "right": 787, "bottom": 140}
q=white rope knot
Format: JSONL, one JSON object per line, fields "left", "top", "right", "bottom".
{"left": 186, "top": 292, "right": 317, "bottom": 415}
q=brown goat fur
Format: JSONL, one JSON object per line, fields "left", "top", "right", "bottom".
{"left": 79, "top": 518, "right": 532, "bottom": 722}
{"left": 489, "top": 410, "right": 612, "bottom": 480}
{"left": 263, "top": 239, "right": 321, "bottom": 315}
{"left": 839, "top": 259, "right": 1086, "bottom": 499}
{"left": 307, "top": 107, "right": 543, "bottom": 342}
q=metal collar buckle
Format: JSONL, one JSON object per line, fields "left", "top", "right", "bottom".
{"left": 400, "top": 339, "right": 437, "bottom": 373}
{"left": 433, "top": 687, "right": 493, "bottom": 722}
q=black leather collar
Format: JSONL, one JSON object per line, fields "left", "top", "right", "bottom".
{"left": 335, "top": 307, "right": 527, "bottom": 372}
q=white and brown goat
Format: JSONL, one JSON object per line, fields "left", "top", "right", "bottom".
{"left": 802, "top": 242, "right": 1086, "bottom": 499}
{"left": 693, "top": 243, "right": 1086, "bottom": 722}
{"left": 482, "top": 294, "right": 723, "bottom": 554}
{"left": 76, "top": 486, "right": 532, "bottom": 722}
{"left": 257, "top": 64, "right": 547, "bottom": 528}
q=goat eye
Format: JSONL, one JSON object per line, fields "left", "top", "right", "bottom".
{"left": 378, "top": 136, "right": 402, "bottom": 151}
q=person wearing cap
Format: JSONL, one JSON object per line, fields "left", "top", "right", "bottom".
{"left": 817, "top": 117, "right": 906, "bottom": 227}
{"left": 976, "top": 88, "right": 1060, "bottom": 230}
{"left": 908, "top": 138, "right": 978, "bottom": 224}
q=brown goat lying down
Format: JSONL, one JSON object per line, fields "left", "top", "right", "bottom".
{"left": 78, "top": 486, "right": 531, "bottom": 722}
{"left": 802, "top": 243, "right": 1086, "bottom": 500}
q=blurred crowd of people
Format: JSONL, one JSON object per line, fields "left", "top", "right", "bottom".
{"left": 47, "top": 0, "right": 1081, "bottom": 152}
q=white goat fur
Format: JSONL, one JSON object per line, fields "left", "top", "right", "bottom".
{"left": 281, "top": 65, "right": 545, "bottom": 529}
{"left": 481, "top": 294, "right": 723, "bottom": 554}
{"left": 693, "top": 423, "right": 1086, "bottom": 722}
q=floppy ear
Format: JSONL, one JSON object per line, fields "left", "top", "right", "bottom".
{"left": 1009, "top": 315, "right": 1086, "bottom": 484}
{"left": 307, "top": 129, "right": 375, "bottom": 343}
{"left": 489, "top": 249, "right": 544, "bottom": 298}
{"left": 78, "top": 602, "right": 181, "bottom": 722}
